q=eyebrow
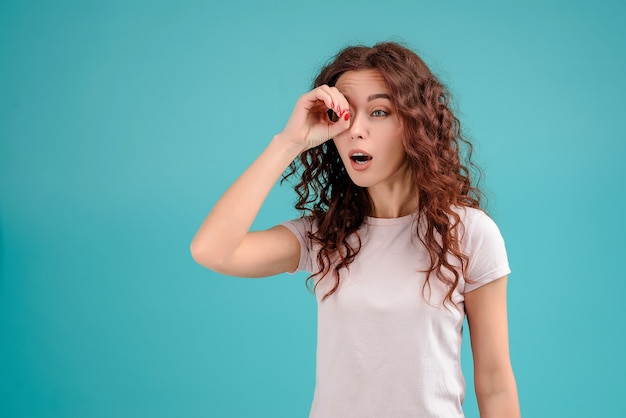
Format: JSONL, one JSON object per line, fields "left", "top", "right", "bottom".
{"left": 342, "top": 93, "right": 392, "bottom": 103}
{"left": 367, "top": 93, "right": 391, "bottom": 101}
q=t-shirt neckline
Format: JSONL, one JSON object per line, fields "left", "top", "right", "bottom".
{"left": 363, "top": 212, "right": 418, "bottom": 226}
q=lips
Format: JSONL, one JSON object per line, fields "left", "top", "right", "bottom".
{"left": 348, "top": 150, "right": 372, "bottom": 171}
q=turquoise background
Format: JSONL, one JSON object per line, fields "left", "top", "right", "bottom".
{"left": 1, "top": 0, "right": 624, "bottom": 417}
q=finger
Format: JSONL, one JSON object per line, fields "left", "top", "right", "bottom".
{"left": 327, "top": 86, "right": 350, "bottom": 119}
{"left": 302, "top": 86, "right": 334, "bottom": 112}
{"left": 317, "top": 85, "right": 350, "bottom": 122}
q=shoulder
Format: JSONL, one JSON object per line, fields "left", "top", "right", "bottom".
{"left": 281, "top": 216, "right": 316, "bottom": 239}
{"left": 454, "top": 206, "right": 511, "bottom": 290}
{"left": 280, "top": 216, "right": 319, "bottom": 273}
{"left": 453, "top": 206, "right": 503, "bottom": 244}
{"left": 280, "top": 215, "right": 321, "bottom": 254}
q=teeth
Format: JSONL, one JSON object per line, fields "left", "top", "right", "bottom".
{"left": 350, "top": 153, "right": 372, "bottom": 164}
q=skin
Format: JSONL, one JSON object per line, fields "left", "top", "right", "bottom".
{"left": 190, "top": 69, "right": 520, "bottom": 417}
{"left": 333, "top": 70, "right": 417, "bottom": 218}
{"left": 466, "top": 277, "right": 520, "bottom": 417}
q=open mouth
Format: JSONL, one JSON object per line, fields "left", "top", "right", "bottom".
{"left": 350, "top": 152, "right": 373, "bottom": 165}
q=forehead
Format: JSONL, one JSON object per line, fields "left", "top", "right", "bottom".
{"left": 335, "top": 69, "right": 389, "bottom": 98}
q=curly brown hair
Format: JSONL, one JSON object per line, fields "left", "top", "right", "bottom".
{"left": 283, "top": 42, "right": 483, "bottom": 306}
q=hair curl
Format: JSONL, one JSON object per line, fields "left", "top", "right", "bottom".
{"left": 282, "top": 42, "right": 483, "bottom": 306}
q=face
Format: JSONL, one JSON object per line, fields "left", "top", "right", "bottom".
{"left": 333, "top": 69, "right": 409, "bottom": 190}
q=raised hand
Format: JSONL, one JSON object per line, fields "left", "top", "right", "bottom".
{"left": 278, "top": 85, "right": 351, "bottom": 151}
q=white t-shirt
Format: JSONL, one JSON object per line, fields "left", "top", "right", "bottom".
{"left": 282, "top": 207, "right": 510, "bottom": 418}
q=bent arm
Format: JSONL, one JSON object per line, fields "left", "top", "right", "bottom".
{"left": 190, "top": 86, "right": 351, "bottom": 278}
{"left": 465, "top": 276, "right": 521, "bottom": 418}
{"left": 190, "top": 136, "right": 303, "bottom": 277}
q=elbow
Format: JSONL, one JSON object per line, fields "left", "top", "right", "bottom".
{"left": 190, "top": 240, "right": 205, "bottom": 266}
{"left": 190, "top": 240, "right": 220, "bottom": 271}
{"left": 190, "top": 240, "right": 203, "bottom": 264}
{"left": 474, "top": 370, "right": 520, "bottom": 418}
{"left": 475, "top": 370, "right": 517, "bottom": 399}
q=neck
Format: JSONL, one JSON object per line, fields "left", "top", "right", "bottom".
{"left": 367, "top": 174, "right": 419, "bottom": 218}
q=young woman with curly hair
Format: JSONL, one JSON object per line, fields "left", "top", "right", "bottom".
{"left": 191, "top": 42, "right": 520, "bottom": 418}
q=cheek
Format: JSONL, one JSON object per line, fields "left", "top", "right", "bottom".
{"left": 331, "top": 138, "right": 340, "bottom": 153}
{"left": 333, "top": 130, "right": 349, "bottom": 142}
{"left": 386, "top": 139, "right": 408, "bottom": 166}
{"left": 382, "top": 129, "right": 404, "bottom": 153}
{"left": 332, "top": 137, "right": 349, "bottom": 156}
{"left": 331, "top": 139, "right": 348, "bottom": 165}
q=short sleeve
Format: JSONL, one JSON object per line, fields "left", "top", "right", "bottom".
{"left": 461, "top": 209, "right": 511, "bottom": 293}
{"left": 281, "top": 217, "right": 317, "bottom": 273}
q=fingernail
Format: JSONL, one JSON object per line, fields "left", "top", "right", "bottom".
{"left": 330, "top": 101, "right": 334, "bottom": 109}
{"left": 338, "top": 109, "right": 346, "bottom": 117}
{"left": 344, "top": 112, "right": 350, "bottom": 121}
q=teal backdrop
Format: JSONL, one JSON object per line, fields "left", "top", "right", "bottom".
{"left": 1, "top": 0, "right": 625, "bottom": 417}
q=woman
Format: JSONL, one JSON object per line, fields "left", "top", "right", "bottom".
{"left": 191, "top": 42, "right": 520, "bottom": 417}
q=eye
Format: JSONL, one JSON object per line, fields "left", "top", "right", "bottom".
{"left": 371, "top": 109, "right": 388, "bottom": 117}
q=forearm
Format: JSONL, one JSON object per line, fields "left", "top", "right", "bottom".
{"left": 190, "top": 134, "right": 302, "bottom": 267}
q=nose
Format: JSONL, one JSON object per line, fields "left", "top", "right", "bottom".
{"left": 348, "top": 111, "right": 366, "bottom": 140}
